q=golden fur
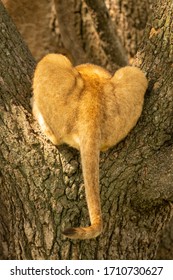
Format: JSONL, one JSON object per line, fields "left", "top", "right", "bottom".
{"left": 32, "top": 54, "right": 148, "bottom": 239}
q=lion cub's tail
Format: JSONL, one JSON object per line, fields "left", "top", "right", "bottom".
{"left": 62, "top": 129, "right": 102, "bottom": 239}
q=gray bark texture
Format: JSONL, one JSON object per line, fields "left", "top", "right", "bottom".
{"left": 0, "top": 0, "right": 173, "bottom": 260}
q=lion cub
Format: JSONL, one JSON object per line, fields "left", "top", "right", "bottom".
{"left": 32, "top": 54, "right": 148, "bottom": 239}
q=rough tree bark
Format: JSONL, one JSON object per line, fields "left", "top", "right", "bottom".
{"left": 0, "top": 0, "right": 173, "bottom": 260}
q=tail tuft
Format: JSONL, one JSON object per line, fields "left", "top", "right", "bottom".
{"left": 62, "top": 224, "right": 102, "bottom": 240}
{"left": 62, "top": 227, "right": 81, "bottom": 238}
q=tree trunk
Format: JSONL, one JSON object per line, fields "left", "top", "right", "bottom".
{"left": 0, "top": 0, "right": 173, "bottom": 260}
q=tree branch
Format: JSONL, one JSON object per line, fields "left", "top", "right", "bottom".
{"left": 54, "top": 0, "right": 88, "bottom": 65}
{"left": 84, "top": 0, "right": 128, "bottom": 67}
